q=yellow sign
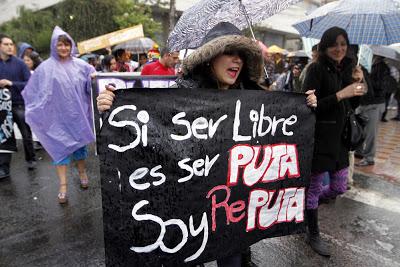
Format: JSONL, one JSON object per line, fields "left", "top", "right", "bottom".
{"left": 77, "top": 24, "right": 144, "bottom": 54}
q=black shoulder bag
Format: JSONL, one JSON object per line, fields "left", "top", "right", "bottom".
{"left": 342, "top": 101, "right": 369, "bottom": 151}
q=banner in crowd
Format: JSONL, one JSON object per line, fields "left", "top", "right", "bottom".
{"left": 77, "top": 24, "right": 144, "bottom": 54}
{"left": 98, "top": 88, "right": 315, "bottom": 266}
{"left": 0, "top": 88, "right": 16, "bottom": 152}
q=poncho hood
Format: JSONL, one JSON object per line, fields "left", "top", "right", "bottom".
{"left": 50, "top": 26, "right": 78, "bottom": 60}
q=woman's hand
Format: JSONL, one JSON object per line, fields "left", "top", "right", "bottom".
{"left": 336, "top": 82, "right": 365, "bottom": 101}
{"left": 352, "top": 66, "right": 364, "bottom": 82}
{"left": 97, "top": 84, "right": 116, "bottom": 112}
{"left": 305, "top": 90, "right": 317, "bottom": 108}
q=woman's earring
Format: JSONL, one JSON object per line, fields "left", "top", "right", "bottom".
{"left": 206, "top": 62, "right": 210, "bottom": 66}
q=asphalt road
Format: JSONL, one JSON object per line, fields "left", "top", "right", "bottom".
{"left": 1, "top": 143, "right": 399, "bottom": 267}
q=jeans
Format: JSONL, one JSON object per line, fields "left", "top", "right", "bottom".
{"left": 217, "top": 254, "right": 242, "bottom": 267}
{"left": 12, "top": 105, "right": 35, "bottom": 162}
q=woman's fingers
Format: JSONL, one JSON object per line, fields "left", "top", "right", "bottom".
{"left": 305, "top": 89, "right": 315, "bottom": 95}
{"left": 105, "top": 84, "right": 116, "bottom": 91}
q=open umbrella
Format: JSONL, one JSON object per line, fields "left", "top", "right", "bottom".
{"left": 268, "top": 45, "right": 287, "bottom": 54}
{"left": 168, "top": 0, "right": 301, "bottom": 52}
{"left": 113, "top": 37, "right": 157, "bottom": 54}
{"left": 287, "top": 50, "right": 309, "bottom": 58}
{"left": 370, "top": 45, "right": 400, "bottom": 61}
{"left": 293, "top": 0, "right": 400, "bottom": 45}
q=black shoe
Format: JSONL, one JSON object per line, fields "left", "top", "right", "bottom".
{"left": 305, "top": 209, "right": 331, "bottom": 257}
{"left": 354, "top": 152, "right": 364, "bottom": 159}
{"left": 391, "top": 117, "right": 400, "bottom": 121}
{"left": 381, "top": 118, "right": 388, "bottom": 122}
{"left": 33, "top": 141, "right": 43, "bottom": 151}
{"left": 355, "top": 159, "right": 374, "bottom": 167}
{"left": 0, "top": 169, "right": 10, "bottom": 179}
{"left": 27, "top": 161, "right": 37, "bottom": 170}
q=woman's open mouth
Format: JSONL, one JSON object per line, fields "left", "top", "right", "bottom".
{"left": 227, "top": 67, "right": 240, "bottom": 78}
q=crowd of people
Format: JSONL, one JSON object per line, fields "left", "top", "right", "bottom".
{"left": 1, "top": 21, "right": 400, "bottom": 266}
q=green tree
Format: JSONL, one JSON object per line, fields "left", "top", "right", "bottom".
{"left": 113, "top": 0, "right": 162, "bottom": 41}
{"left": 0, "top": 6, "right": 56, "bottom": 54}
{"left": 56, "top": 0, "right": 119, "bottom": 42}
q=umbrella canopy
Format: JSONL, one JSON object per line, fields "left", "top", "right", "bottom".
{"left": 113, "top": 37, "right": 157, "bottom": 54}
{"left": 293, "top": 0, "right": 400, "bottom": 45}
{"left": 287, "top": 50, "right": 309, "bottom": 58}
{"left": 370, "top": 45, "right": 400, "bottom": 61}
{"left": 168, "top": 0, "right": 301, "bottom": 51}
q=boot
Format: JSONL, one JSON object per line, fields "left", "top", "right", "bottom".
{"left": 241, "top": 247, "right": 258, "bottom": 267}
{"left": 305, "top": 209, "right": 331, "bottom": 257}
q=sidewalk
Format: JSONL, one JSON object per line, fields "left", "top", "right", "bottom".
{"left": 355, "top": 111, "right": 400, "bottom": 184}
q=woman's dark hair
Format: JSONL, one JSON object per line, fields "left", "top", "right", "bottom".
{"left": 57, "top": 35, "right": 72, "bottom": 46}
{"left": 318, "top": 27, "right": 350, "bottom": 54}
{"left": 25, "top": 51, "right": 42, "bottom": 70}
{"left": 113, "top": 49, "right": 125, "bottom": 60}
{"left": 102, "top": 55, "right": 115, "bottom": 71}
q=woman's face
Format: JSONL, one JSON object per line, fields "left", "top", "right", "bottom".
{"left": 211, "top": 52, "right": 244, "bottom": 89}
{"left": 110, "top": 58, "right": 117, "bottom": 71}
{"left": 23, "top": 55, "right": 34, "bottom": 70}
{"left": 56, "top": 41, "right": 71, "bottom": 59}
{"left": 326, "top": 35, "right": 347, "bottom": 63}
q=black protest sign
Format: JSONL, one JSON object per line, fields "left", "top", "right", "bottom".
{"left": 0, "top": 88, "right": 16, "bottom": 152}
{"left": 98, "top": 88, "right": 315, "bottom": 266}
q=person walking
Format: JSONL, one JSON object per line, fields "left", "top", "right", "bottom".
{"left": 355, "top": 55, "right": 387, "bottom": 166}
{"left": 0, "top": 33, "right": 36, "bottom": 179}
{"left": 22, "top": 26, "right": 95, "bottom": 204}
{"left": 97, "top": 22, "right": 317, "bottom": 267}
{"left": 302, "top": 27, "right": 366, "bottom": 257}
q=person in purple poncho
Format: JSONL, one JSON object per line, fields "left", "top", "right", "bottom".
{"left": 22, "top": 26, "right": 95, "bottom": 204}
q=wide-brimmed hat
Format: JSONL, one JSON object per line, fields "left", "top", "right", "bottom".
{"left": 182, "top": 22, "right": 264, "bottom": 83}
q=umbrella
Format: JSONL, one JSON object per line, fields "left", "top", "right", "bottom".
{"left": 293, "top": 0, "right": 400, "bottom": 45}
{"left": 268, "top": 45, "right": 288, "bottom": 54}
{"left": 113, "top": 37, "right": 157, "bottom": 54}
{"left": 168, "top": 0, "right": 301, "bottom": 52}
{"left": 370, "top": 45, "right": 400, "bottom": 61}
{"left": 287, "top": 50, "right": 309, "bottom": 58}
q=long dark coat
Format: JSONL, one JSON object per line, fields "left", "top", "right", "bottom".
{"left": 303, "top": 56, "right": 359, "bottom": 173}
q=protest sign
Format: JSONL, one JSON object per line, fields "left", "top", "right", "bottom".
{"left": 0, "top": 88, "right": 16, "bottom": 152}
{"left": 98, "top": 88, "right": 315, "bottom": 266}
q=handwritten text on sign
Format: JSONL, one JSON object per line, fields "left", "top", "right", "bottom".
{"left": 99, "top": 88, "right": 314, "bottom": 266}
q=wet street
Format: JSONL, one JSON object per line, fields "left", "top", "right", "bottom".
{"left": 1, "top": 140, "right": 400, "bottom": 267}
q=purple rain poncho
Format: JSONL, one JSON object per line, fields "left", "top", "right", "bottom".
{"left": 22, "top": 26, "right": 95, "bottom": 162}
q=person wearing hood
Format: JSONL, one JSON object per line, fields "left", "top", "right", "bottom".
{"left": 22, "top": 26, "right": 95, "bottom": 204}
{"left": 96, "top": 22, "right": 317, "bottom": 266}
{"left": 17, "top": 42, "right": 34, "bottom": 59}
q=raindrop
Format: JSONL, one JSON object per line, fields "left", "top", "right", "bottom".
{"left": 33, "top": 197, "right": 38, "bottom": 200}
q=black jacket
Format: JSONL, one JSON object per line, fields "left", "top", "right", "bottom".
{"left": 303, "top": 56, "right": 359, "bottom": 173}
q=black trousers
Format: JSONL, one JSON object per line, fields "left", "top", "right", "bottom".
{"left": 0, "top": 153, "right": 12, "bottom": 173}
{"left": 12, "top": 104, "right": 36, "bottom": 162}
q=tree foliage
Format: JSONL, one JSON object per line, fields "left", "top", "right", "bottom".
{"left": 0, "top": 0, "right": 163, "bottom": 55}
{"left": 56, "top": 0, "right": 119, "bottom": 42}
{"left": 0, "top": 6, "right": 56, "bottom": 54}
{"left": 113, "top": 0, "right": 162, "bottom": 41}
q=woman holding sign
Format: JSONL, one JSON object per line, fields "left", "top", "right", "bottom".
{"left": 97, "top": 22, "right": 317, "bottom": 267}
{"left": 302, "top": 27, "right": 366, "bottom": 257}
{"left": 22, "top": 26, "right": 95, "bottom": 204}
